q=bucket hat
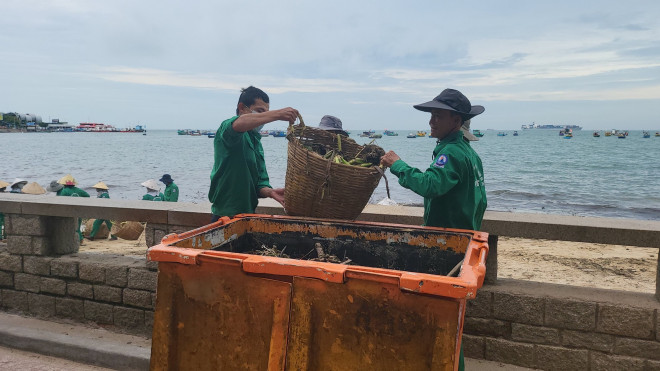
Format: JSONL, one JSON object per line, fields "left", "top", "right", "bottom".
{"left": 461, "top": 120, "right": 479, "bottom": 141}
{"left": 92, "top": 181, "right": 109, "bottom": 190}
{"left": 58, "top": 174, "right": 77, "bottom": 186}
{"left": 159, "top": 174, "right": 174, "bottom": 184}
{"left": 0, "top": 180, "right": 9, "bottom": 189}
{"left": 141, "top": 179, "right": 160, "bottom": 191}
{"left": 21, "top": 182, "right": 47, "bottom": 195}
{"left": 414, "top": 89, "right": 485, "bottom": 120}
{"left": 10, "top": 178, "right": 27, "bottom": 188}
{"left": 46, "top": 180, "right": 64, "bottom": 192}
{"left": 318, "top": 115, "right": 348, "bottom": 136}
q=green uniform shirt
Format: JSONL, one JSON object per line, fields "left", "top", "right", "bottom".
{"left": 59, "top": 186, "right": 90, "bottom": 198}
{"left": 208, "top": 116, "right": 272, "bottom": 217}
{"left": 390, "top": 131, "right": 487, "bottom": 230}
{"left": 163, "top": 183, "right": 179, "bottom": 202}
{"left": 142, "top": 193, "right": 164, "bottom": 201}
{"left": 98, "top": 191, "right": 110, "bottom": 199}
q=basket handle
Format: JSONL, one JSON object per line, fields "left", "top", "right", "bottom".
{"left": 289, "top": 113, "right": 305, "bottom": 127}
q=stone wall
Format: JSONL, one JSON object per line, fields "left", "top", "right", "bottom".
{"left": 463, "top": 281, "right": 660, "bottom": 370}
{"left": 1, "top": 214, "right": 156, "bottom": 336}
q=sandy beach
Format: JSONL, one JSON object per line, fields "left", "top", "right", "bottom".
{"left": 79, "top": 234, "right": 657, "bottom": 294}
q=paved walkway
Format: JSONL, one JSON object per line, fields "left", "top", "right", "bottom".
{"left": 0, "top": 311, "right": 535, "bottom": 370}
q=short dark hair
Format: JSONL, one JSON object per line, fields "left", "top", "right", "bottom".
{"left": 236, "top": 86, "right": 269, "bottom": 115}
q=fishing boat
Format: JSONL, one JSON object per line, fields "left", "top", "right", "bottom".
{"left": 513, "top": 131, "right": 519, "bottom": 136}
{"left": 559, "top": 130, "right": 565, "bottom": 136}
{"left": 604, "top": 131, "right": 612, "bottom": 137}
{"left": 406, "top": 133, "right": 416, "bottom": 138}
{"left": 656, "top": 132, "right": 660, "bottom": 137}
{"left": 593, "top": 131, "right": 600, "bottom": 137}
{"left": 497, "top": 132, "right": 507, "bottom": 137}
{"left": 617, "top": 133, "right": 626, "bottom": 139}
{"left": 642, "top": 131, "right": 650, "bottom": 138}
{"left": 417, "top": 131, "right": 427, "bottom": 137}
{"left": 564, "top": 133, "right": 573, "bottom": 139}
{"left": 360, "top": 130, "right": 375, "bottom": 137}
{"left": 260, "top": 130, "right": 269, "bottom": 137}
{"left": 207, "top": 133, "right": 215, "bottom": 138}
{"left": 177, "top": 129, "right": 188, "bottom": 135}
{"left": 271, "top": 130, "right": 286, "bottom": 137}
{"left": 369, "top": 133, "right": 383, "bottom": 139}
{"left": 472, "top": 130, "right": 484, "bottom": 137}
{"left": 383, "top": 129, "right": 399, "bottom": 136}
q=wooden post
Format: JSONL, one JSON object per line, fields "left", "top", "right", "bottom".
{"left": 485, "top": 234, "right": 498, "bottom": 284}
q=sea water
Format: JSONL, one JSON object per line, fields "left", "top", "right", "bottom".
{"left": 1, "top": 129, "right": 658, "bottom": 220}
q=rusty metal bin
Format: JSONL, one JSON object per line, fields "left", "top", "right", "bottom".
{"left": 147, "top": 214, "right": 488, "bottom": 371}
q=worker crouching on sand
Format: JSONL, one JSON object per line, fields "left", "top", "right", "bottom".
{"left": 87, "top": 182, "right": 117, "bottom": 241}
{"left": 57, "top": 174, "right": 90, "bottom": 243}
{"left": 160, "top": 174, "right": 179, "bottom": 202}
{"left": 141, "top": 179, "right": 164, "bottom": 201}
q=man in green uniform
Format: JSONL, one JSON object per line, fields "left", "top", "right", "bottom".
{"left": 380, "top": 88, "right": 486, "bottom": 371}
{"left": 87, "top": 182, "right": 117, "bottom": 241}
{"left": 57, "top": 175, "right": 90, "bottom": 243}
{"left": 159, "top": 174, "right": 179, "bottom": 202}
{"left": 208, "top": 86, "right": 298, "bottom": 222}
{"left": 141, "top": 179, "right": 164, "bottom": 201}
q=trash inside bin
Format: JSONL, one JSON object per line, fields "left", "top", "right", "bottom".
{"left": 148, "top": 214, "right": 488, "bottom": 371}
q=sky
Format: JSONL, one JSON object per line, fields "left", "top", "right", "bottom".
{"left": 1, "top": 0, "right": 660, "bottom": 131}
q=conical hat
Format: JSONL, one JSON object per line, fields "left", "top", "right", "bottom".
{"left": 58, "top": 174, "right": 77, "bottom": 186}
{"left": 141, "top": 179, "right": 160, "bottom": 190}
{"left": 92, "top": 181, "right": 109, "bottom": 190}
{"left": 0, "top": 180, "right": 9, "bottom": 189}
{"left": 21, "top": 182, "right": 47, "bottom": 195}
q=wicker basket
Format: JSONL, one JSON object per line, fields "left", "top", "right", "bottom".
{"left": 110, "top": 221, "right": 145, "bottom": 240}
{"left": 84, "top": 219, "right": 109, "bottom": 239}
{"left": 284, "top": 120, "right": 384, "bottom": 220}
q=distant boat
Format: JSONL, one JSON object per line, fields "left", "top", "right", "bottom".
{"left": 559, "top": 130, "right": 565, "bottom": 136}
{"left": 642, "top": 131, "right": 650, "bottom": 138}
{"left": 271, "top": 130, "right": 286, "bottom": 137}
{"left": 604, "top": 131, "right": 612, "bottom": 137}
{"left": 417, "top": 131, "right": 427, "bottom": 137}
{"left": 564, "top": 133, "right": 573, "bottom": 139}
{"left": 406, "top": 133, "right": 416, "bottom": 138}
{"left": 383, "top": 129, "right": 398, "bottom": 136}
{"left": 260, "top": 130, "right": 269, "bottom": 137}
{"left": 593, "top": 131, "right": 600, "bottom": 137}
{"left": 360, "top": 130, "right": 375, "bottom": 137}
{"left": 513, "top": 131, "right": 519, "bottom": 136}
{"left": 207, "top": 133, "right": 215, "bottom": 138}
{"left": 617, "top": 133, "right": 626, "bottom": 139}
{"left": 656, "top": 132, "right": 660, "bottom": 137}
{"left": 497, "top": 132, "right": 507, "bottom": 137}
{"left": 369, "top": 133, "right": 383, "bottom": 139}
{"left": 472, "top": 130, "right": 484, "bottom": 138}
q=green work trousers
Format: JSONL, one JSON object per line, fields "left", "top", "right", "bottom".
{"left": 90, "top": 219, "right": 113, "bottom": 238}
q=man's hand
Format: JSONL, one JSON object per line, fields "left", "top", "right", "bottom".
{"left": 260, "top": 187, "right": 286, "bottom": 207}
{"left": 380, "top": 151, "right": 401, "bottom": 168}
{"left": 272, "top": 107, "right": 300, "bottom": 125}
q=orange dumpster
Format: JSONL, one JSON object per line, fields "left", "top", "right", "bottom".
{"left": 148, "top": 214, "right": 488, "bottom": 371}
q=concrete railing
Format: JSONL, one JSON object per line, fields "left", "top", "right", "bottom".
{"left": 1, "top": 194, "right": 659, "bottom": 370}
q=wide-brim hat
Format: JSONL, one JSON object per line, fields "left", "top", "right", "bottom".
{"left": 414, "top": 88, "right": 485, "bottom": 120}
{"left": 318, "top": 115, "right": 348, "bottom": 136}
{"left": 10, "top": 178, "right": 27, "bottom": 188}
{"left": 21, "top": 182, "right": 47, "bottom": 195}
{"left": 159, "top": 174, "right": 173, "bottom": 183}
{"left": 0, "top": 180, "right": 9, "bottom": 189}
{"left": 58, "top": 174, "right": 77, "bottom": 186}
{"left": 46, "top": 180, "right": 64, "bottom": 192}
{"left": 141, "top": 179, "right": 160, "bottom": 190}
{"left": 92, "top": 181, "right": 109, "bottom": 190}
{"left": 461, "top": 120, "right": 479, "bottom": 141}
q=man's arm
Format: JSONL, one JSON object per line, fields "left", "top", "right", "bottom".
{"left": 259, "top": 187, "right": 285, "bottom": 206}
{"left": 232, "top": 107, "right": 299, "bottom": 132}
